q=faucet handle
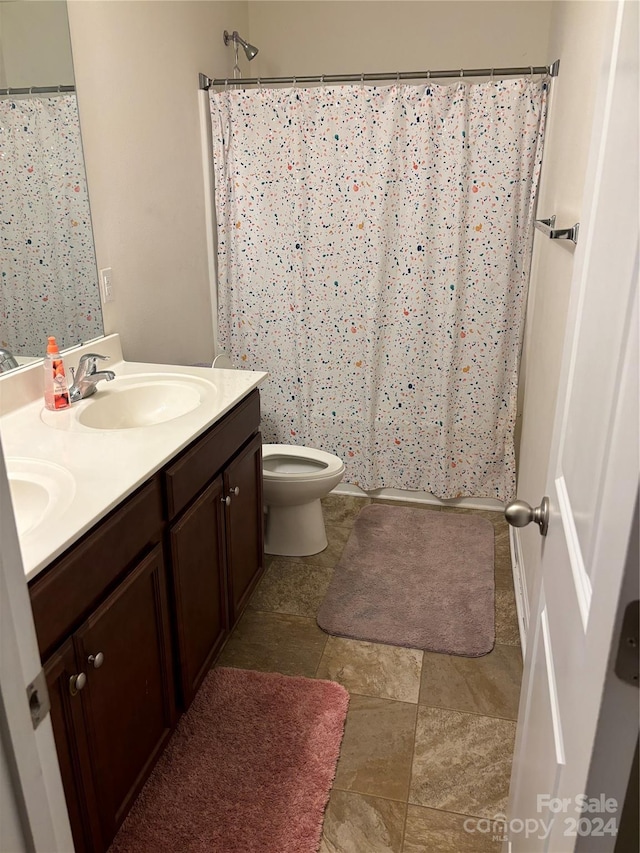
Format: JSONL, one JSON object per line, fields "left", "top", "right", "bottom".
{"left": 78, "top": 352, "right": 110, "bottom": 365}
{"left": 77, "top": 353, "right": 110, "bottom": 375}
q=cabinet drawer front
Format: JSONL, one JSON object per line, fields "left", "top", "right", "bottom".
{"left": 30, "top": 478, "right": 163, "bottom": 660}
{"left": 164, "top": 388, "right": 260, "bottom": 519}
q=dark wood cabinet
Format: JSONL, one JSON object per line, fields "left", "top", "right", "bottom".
{"left": 169, "top": 476, "right": 228, "bottom": 708}
{"left": 224, "top": 432, "right": 264, "bottom": 624}
{"left": 42, "top": 547, "right": 175, "bottom": 851}
{"left": 45, "top": 640, "right": 102, "bottom": 853}
{"left": 30, "top": 478, "right": 164, "bottom": 662}
{"left": 165, "top": 389, "right": 264, "bottom": 708}
{"left": 75, "top": 546, "right": 175, "bottom": 841}
{"left": 31, "top": 389, "right": 264, "bottom": 851}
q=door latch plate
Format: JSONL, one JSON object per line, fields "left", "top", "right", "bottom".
{"left": 615, "top": 600, "right": 639, "bottom": 688}
{"left": 26, "top": 668, "right": 51, "bottom": 730}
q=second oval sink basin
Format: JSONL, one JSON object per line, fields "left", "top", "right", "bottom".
{"left": 76, "top": 374, "right": 213, "bottom": 430}
{"left": 7, "top": 458, "right": 76, "bottom": 537}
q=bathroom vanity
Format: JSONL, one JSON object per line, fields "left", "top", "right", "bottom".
{"left": 0, "top": 335, "right": 267, "bottom": 853}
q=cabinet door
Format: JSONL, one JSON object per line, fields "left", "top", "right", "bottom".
{"left": 45, "top": 639, "right": 103, "bottom": 853}
{"left": 75, "top": 545, "right": 175, "bottom": 846}
{"left": 169, "top": 475, "right": 228, "bottom": 709}
{"left": 224, "top": 432, "right": 265, "bottom": 624}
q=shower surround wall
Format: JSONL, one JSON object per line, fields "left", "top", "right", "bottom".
{"left": 212, "top": 78, "right": 547, "bottom": 501}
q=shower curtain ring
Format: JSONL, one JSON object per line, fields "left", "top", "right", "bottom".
{"left": 530, "top": 66, "right": 534, "bottom": 79}
{"left": 459, "top": 69, "right": 464, "bottom": 79}
{"left": 427, "top": 70, "right": 431, "bottom": 80}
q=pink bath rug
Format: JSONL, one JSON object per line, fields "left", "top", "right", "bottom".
{"left": 109, "top": 667, "right": 349, "bottom": 853}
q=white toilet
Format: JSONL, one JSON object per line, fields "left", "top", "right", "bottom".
{"left": 262, "top": 444, "right": 345, "bottom": 556}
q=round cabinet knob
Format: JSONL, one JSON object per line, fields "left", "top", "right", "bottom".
{"left": 88, "top": 652, "right": 104, "bottom": 669}
{"left": 505, "top": 497, "right": 550, "bottom": 537}
{"left": 231, "top": 486, "right": 240, "bottom": 496}
{"left": 69, "top": 672, "right": 87, "bottom": 696}
{"left": 222, "top": 495, "right": 232, "bottom": 506}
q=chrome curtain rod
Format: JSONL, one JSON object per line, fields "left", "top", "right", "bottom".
{"left": 0, "top": 84, "right": 75, "bottom": 96}
{"left": 199, "top": 60, "right": 559, "bottom": 89}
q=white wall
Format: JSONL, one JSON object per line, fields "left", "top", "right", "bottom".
{"left": 67, "top": 1, "right": 250, "bottom": 365}
{"left": 516, "top": 0, "right": 614, "bottom": 608}
{"left": 0, "top": 1, "right": 74, "bottom": 88}
{"left": 247, "top": 1, "right": 552, "bottom": 77}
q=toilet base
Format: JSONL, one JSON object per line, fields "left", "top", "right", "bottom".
{"left": 264, "top": 499, "right": 328, "bottom": 556}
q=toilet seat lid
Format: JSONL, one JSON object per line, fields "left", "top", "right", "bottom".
{"left": 262, "top": 444, "right": 345, "bottom": 480}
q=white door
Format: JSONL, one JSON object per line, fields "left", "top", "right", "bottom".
{"left": 0, "top": 437, "right": 74, "bottom": 850}
{"left": 506, "top": 1, "right": 638, "bottom": 851}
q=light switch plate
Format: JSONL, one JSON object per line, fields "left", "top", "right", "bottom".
{"left": 100, "top": 267, "right": 114, "bottom": 303}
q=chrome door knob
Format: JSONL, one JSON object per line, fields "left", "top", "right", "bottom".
{"left": 505, "top": 497, "right": 550, "bottom": 537}
{"left": 88, "top": 652, "right": 104, "bottom": 668}
{"left": 222, "top": 495, "right": 232, "bottom": 506}
{"left": 231, "top": 486, "right": 240, "bottom": 496}
{"left": 69, "top": 672, "right": 87, "bottom": 695}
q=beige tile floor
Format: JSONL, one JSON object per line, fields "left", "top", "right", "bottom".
{"left": 218, "top": 496, "right": 523, "bottom": 852}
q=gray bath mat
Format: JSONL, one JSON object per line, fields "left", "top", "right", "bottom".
{"left": 317, "top": 505, "right": 495, "bottom": 656}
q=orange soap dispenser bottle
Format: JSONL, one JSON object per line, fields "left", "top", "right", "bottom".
{"left": 44, "top": 336, "right": 71, "bottom": 410}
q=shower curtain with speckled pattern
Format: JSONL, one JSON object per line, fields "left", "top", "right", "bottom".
{"left": 210, "top": 78, "right": 547, "bottom": 501}
{"left": 0, "top": 95, "right": 101, "bottom": 355}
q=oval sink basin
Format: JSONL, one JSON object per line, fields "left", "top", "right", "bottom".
{"left": 76, "top": 374, "right": 213, "bottom": 430}
{"left": 7, "top": 458, "right": 76, "bottom": 537}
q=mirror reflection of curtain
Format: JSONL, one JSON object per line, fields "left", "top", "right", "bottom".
{"left": 211, "top": 79, "right": 548, "bottom": 501}
{"left": 0, "top": 94, "right": 102, "bottom": 356}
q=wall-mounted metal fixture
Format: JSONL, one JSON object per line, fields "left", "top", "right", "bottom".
{"left": 223, "top": 30, "right": 259, "bottom": 61}
{"left": 535, "top": 215, "right": 580, "bottom": 244}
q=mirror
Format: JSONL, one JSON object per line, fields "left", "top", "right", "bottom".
{"left": 0, "top": 0, "right": 103, "bottom": 369}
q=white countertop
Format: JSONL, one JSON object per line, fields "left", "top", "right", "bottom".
{"left": 0, "top": 335, "right": 267, "bottom": 581}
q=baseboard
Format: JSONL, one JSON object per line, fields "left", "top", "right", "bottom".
{"left": 331, "top": 482, "right": 504, "bottom": 513}
{"left": 509, "top": 526, "right": 529, "bottom": 657}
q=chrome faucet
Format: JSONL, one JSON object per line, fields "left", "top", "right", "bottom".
{"left": 69, "top": 353, "right": 116, "bottom": 402}
{"left": 0, "top": 347, "right": 19, "bottom": 373}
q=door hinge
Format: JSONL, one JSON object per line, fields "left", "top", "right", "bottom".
{"left": 615, "top": 600, "right": 639, "bottom": 688}
{"left": 26, "top": 669, "right": 51, "bottom": 730}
